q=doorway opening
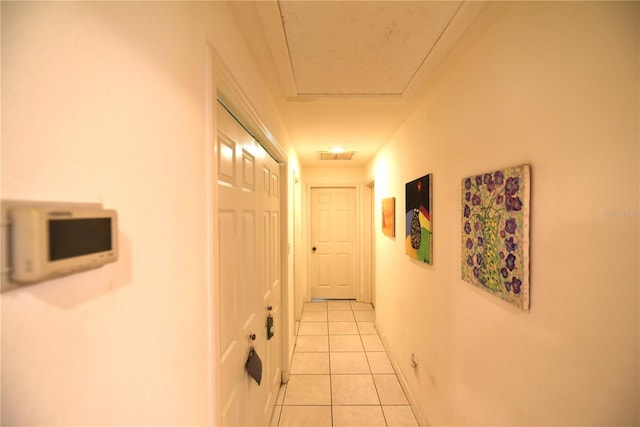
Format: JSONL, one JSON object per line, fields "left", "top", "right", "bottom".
{"left": 209, "top": 45, "right": 291, "bottom": 426}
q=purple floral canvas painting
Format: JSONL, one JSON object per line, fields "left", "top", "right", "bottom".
{"left": 461, "top": 165, "right": 530, "bottom": 310}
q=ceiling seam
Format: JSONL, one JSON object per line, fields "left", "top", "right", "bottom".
{"left": 277, "top": 0, "right": 300, "bottom": 96}
{"left": 401, "top": 0, "right": 465, "bottom": 95}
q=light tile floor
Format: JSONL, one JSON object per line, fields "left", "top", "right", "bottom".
{"left": 270, "top": 300, "right": 418, "bottom": 427}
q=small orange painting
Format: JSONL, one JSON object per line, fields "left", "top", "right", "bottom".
{"left": 382, "top": 197, "right": 395, "bottom": 237}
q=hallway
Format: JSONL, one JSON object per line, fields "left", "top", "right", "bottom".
{"left": 270, "top": 300, "right": 418, "bottom": 427}
{"left": 2, "top": 2, "right": 638, "bottom": 426}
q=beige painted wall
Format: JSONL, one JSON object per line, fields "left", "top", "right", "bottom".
{"left": 302, "top": 167, "right": 367, "bottom": 185}
{"left": 368, "top": 2, "right": 639, "bottom": 425}
{"left": 1, "top": 2, "right": 296, "bottom": 425}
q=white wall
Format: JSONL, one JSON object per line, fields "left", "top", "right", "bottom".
{"left": 302, "top": 167, "right": 367, "bottom": 185}
{"left": 367, "top": 2, "right": 639, "bottom": 425}
{"left": 1, "top": 2, "right": 296, "bottom": 425}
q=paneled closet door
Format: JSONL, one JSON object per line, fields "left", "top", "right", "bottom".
{"left": 216, "top": 103, "right": 281, "bottom": 426}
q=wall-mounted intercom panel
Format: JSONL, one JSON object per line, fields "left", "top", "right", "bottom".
{"left": 1, "top": 200, "right": 118, "bottom": 290}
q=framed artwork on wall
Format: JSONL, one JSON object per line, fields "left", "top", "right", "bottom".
{"left": 405, "top": 174, "right": 432, "bottom": 264}
{"left": 461, "top": 164, "right": 531, "bottom": 310}
{"left": 382, "top": 197, "right": 395, "bottom": 237}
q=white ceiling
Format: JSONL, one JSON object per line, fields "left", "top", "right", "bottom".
{"left": 279, "top": 1, "right": 461, "bottom": 96}
{"left": 229, "top": 1, "right": 484, "bottom": 168}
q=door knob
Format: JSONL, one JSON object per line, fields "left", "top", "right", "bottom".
{"left": 312, "top": 246, "right": 317, "bottom": 252}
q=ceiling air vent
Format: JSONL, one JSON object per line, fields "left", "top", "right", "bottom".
{"left": 318, "top": 151, "right": 355, "bottom": 161}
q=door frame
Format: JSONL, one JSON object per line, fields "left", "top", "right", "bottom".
{"left": 363, "top": 180, "right": 375, "bottom": 307}
{"left": 206, "top": 44, "right": 290, "bottom": 425}
{"left": 304, "top": 183, "right": 364, "bottom": 303}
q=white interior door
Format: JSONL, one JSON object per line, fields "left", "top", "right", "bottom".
{"left": 309, "top": 187, "right": 357, "bottom": 299}
{"left": 261, "top": 139, "right": 282, "bottom": 419}
{"left": 217, "top": 103, "right": 281, "bottom": 426}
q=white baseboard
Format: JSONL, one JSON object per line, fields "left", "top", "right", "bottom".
{"left": 375, "top": 323, "right": 429, "bottom": 427}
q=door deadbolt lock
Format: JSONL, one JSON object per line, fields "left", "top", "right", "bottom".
{"left": 312, "top": 246, "right": 317, "bottom": 252}
{"left": 267, "top": 314, "right": 274, "bottom": 340}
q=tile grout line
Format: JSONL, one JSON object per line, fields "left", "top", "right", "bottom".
{"left": 294, "top": 301, "right": 411, "bottom": 426}
{"left": 357, "top": 304, "right": 388, "bottom": 426}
